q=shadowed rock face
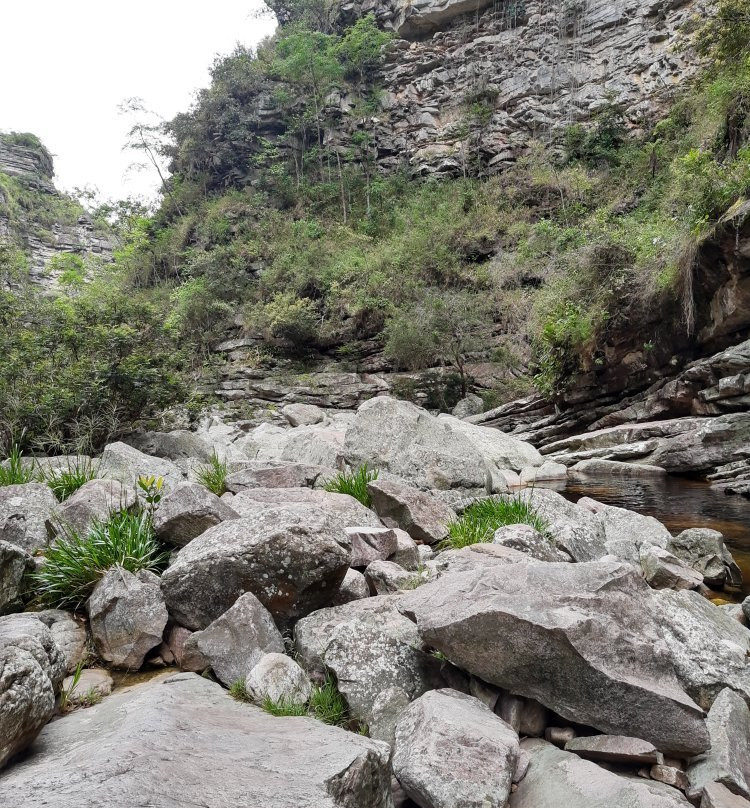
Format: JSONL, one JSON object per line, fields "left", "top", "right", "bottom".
{"left": 399, "top": 561, "right": 709, "bottom": 755}
{"left": 0, "top": 673, "right": 394, "bottom": 808}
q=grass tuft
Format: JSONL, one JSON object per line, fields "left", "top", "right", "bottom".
{"left": 441, "top": 494, "right": 548, "bottom": 550}
{"left": 324, "top": 464, "right": 378, "bottom": 508}
{"left": 229, "top": 679, "right": 252, "bottom": 703}
{"left": 196, "top": 452, "right": 229, "bottom": 496}
{"left": 0, "top": 445, "right": 35, "bottom": 487}
{"left": 41, "top": 458, "right": 97, "bottom": 502}
{"left": 32, "top": 510, "right": 167, "bottom": 609}
{"left": 309, "top": 675, "right": 349, "bottom": 726}
{"left": 261, "top": 696, "right": 309, "bottom": 717}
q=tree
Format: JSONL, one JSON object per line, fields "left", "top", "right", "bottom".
{"left": 336, "top": 15, "right": 392, "bottom": 86}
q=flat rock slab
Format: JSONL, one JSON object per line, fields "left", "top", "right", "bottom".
{"left": 702, "top": 783, "right": 750, "bottom": 808}
{"left": 400, "top": 561, "right": 709, "bottom": 755}
{"left": 0, "top": 673, "right": 393, "bottom": 808}
{"left": 565, "top": 734, "right": 662, "bottom": 765}
{"left": 510, "top": 739, "right": 693, "bottom": 808}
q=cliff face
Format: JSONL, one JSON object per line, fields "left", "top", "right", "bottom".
{"left": 338, "top": 0, "right": 709, "bottom": 175}
{"left": 0, "top": 134, "right": 114, "bottom": 289}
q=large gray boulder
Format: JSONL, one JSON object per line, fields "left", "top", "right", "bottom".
{"left": 181, "top": 592, "right": 284, "bottom": 687}
{"left": 0, "top": 672, "right": 394, "bottom": 808}
{"left": 0, "top": 614, "right": 66, "bottom": 691}
{"left": 652, "top": 589, "right": 750, "bottom": 709}
{"left": 152, "top": 481, "right": 238, "bottom": 547}
{"left": 640, "top": 544, "right": 703, "bottom": 591}
{"left": 295, "top": 594, "right": 442, "bottom": 726}
{"left": 365, "top": 560, "right": 415, "bottom": 594}
{"left": 160, "top": 506, "right": 351, "bottom": 629}
{"left": 225, "top": 460, "right": 332, "bottom": 492}
{"left": 87, "top": 567, "right": 168, "bottom": 670}
{"left": 280, "top": 426, "right": 347, "bottom": 469}
{"left": 125, "top": 429, "right": 214, "bottom": 461}
{"left": 525, "top": 489, "right": 607, "bottom": 561}
{"left": 687, "top": 688, "right": 750, "bottom": 801}
{"left": 49, "top": 479, "right": 136, "bottom": 536}
{"left": 96, "top": 441, "right": 184, "bottom": 491}
{"left": 331, "top": 568, "right": 370, "bottom": 605}
{"left": 399, "top": 562, "right": 709, "bottom": 755}
{"left": 368, "top": 479, "right": 456, "bottom": 544}
{"left": 510, "top": 739, "right": 693, "bottom": 807}
{"left": 33, "top": 610, "right": 87, "bottom": 674}
{"left": 701, "top": 783, "right": 750, "bottom": 808}
{"left": 0, "top": 540, "right": 33, "bottom": 614}
{"left": 282, "top": 403, "right": 325, "bottom": 427}
{"left": 246, "top": 652, "right": 312, "bottom": 706}
{"left": 393, "top": 689, "right": 519, "bottom": 808}
{"left": 344, "top": 396, "right": 541, "bottom": 493}
{"left": 0, "top": 483, "right": 57, "bottom": 552}
{"left": 347, "top": 526, "right": 399, "bottom": 568}
{"left": 669, "top": 529, "right": 740, "bottom": 588}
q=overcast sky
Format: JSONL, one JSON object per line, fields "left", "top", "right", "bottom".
{"left": 1, "top": 1, "right": 276, "bottom": 202}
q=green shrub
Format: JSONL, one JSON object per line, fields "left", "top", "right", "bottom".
{"left": 250, "top": 292, "right": 321, "bottom": 353}
{"left": 32, "top": 511, "right": 167, "bottom": 609}
{"left": 442, "top": 495, "right": 548, "bottom": 550}
{"left": 42, "top": 458, "right": 97, "bottom": 502}
{"left": 196, "top": 452, "right": 229, "bottom": 496}
{"left": 324, "top": 464, "right": 378, "bottom": 507}
{"left": 0, "top": 445, "right": 34, "bottom": 487}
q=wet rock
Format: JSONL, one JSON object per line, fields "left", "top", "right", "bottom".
{"left": 97, "top": 441, "right": 184, "bottom": 491}
{"left": 87, "top": 568, "right": 168, "bottom": 670}
{"left": 49, "top": 479, "right": 136, "bottom": 536}
{"left": 492, "top": 524, "right": 572, "bottom": 562}
{"left": 347, "top": 526, "right": 399, "bottom": 568}
{"left": 640, "top": 544, "right": 704, "bottom": 591}
{"left": 365, "top": 560, "right": 414, "bottom": 594}
{"left": 511, "top": 739, "right": 693, "bottom": 808}
{"left": 400, "top": 561, "right": 709, "bottom": 755}
{"left": 0, "top": 540, "right": 33, "bottom": 614}
{"left": 0, "top": 483, "right": 57, "bottom": 552}
{"left": 181, "top": 592, "right": 284, "bottom": 687}
{"left": 246, "top": 652, "right": 311, "bottom": 706}
{"left": 225, "top": 460, "right": 332, "bottom": 492}
{"left": 368, "top": 478, "right": 456, "bottom": 544}
{"left": 152, "top": 481, "right": 238, "bottom": 547}
{"left": 331, "top": 568, "right": 370, "bottom": 605}
{"left": 526, "top": 489, "right": 607, "bottom": 561}
{"left": 565, "top": 734, "right": 662, "bottom": 765}
{"left": 0, "top": 673, "right": 394, "bottom": 807}
{"left": 393, "top": 688, "right": 519, "bottom": 808}
{"left": 160, "top": 506, "right": 351, "bottom": 629}
{"left": 281, "top": 403, "right": 325, "bottom": 427}
{"left": 687, "top": 688, "right": 750, "bottom": 801}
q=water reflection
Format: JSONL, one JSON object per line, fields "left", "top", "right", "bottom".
{"left": 542, "top": 475, "right": 750, "bottom": 597}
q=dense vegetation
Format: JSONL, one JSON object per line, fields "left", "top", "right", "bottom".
{"left": 2, "top": 0, "right": 750, "bottom": 449}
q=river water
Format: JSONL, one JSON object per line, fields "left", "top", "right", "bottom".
{"left": 543, "top": 475, "right": 750, "bottom": 598}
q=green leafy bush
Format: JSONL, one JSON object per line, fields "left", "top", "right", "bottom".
{"left": 442, "top": 495, "right": 548, "bottom": 550}
{"left": 196, "top": 452, "right": 229, "bottom": 496}
{"left": 42, "top": 458, "right": 97, "bottom": 502}
{"left": 0, "top": 445, "right": 34, "bottom": 487}
{"left": 32, "top": 511, "right": 167, "bottom": 609}
{"left": 324, "top": 464, "right": 378, "bottom": 507}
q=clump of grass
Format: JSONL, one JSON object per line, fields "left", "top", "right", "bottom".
{"left": 309, "top": 675, "right": 349, "bottom": 726}
{"left": 0, "top": 445, "right": 35, "bottom": 487}
{"left": 229, "top": 679, "right": 252, "bottom": 703}
{"left": 441, "top": 494, "right": 548, "bottom": 550}
{"left": 196, "top": 452, "right": 229, "bottom": 496}
{"left": 324, "top": 464, "right": 378, "bottom": 507}
{"left": 32, "top": 510, "right": 167, "bottom": 609}
{"left": 262, "top": 696, "right": 309, "bottom": 717}
{"left": 42, "top": 458, "right": 97, "bottom": 502}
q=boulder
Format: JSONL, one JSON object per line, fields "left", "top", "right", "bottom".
{"left": 225, "top": 460, "right": 332, "bottom": 492}
{"left": 0, "top": 672, "right": 394, "bottom": 807}
{"left": 651, "top": 589, "right": 750, "bottom": 709}
{"left": 368, "top": 479, "right": 456, "bottom": 544}
{"left": 0, "top": 540, "right": 33, "bottom": 614}
{"left": 365, "top": 560, "right": 414, "bottom": 594}
{"left": 230, "top": 487, "right": 383, "bottom": 528}
{"left": 246, "top": 652, "right": 311, "bottom": 706}
{"left": 0, "top": 645, "right": 55, "bottom": 770}
{"left": 87, "top": 567, "right": 168, "bottom": 670}
{"left": 152, "top": 482, "right": 238, "bottom": 547}
{"left": 370, "top": 686, "right": 411, "bottom": 747}
{"left": 49, "top": 479, "right": 136, "bottom": 536}
{"left": 743, "top": 596, "right": 750, "bottom": 624}
{"left": 399, "top": 562, "right": 709, "bottom": 755}
{"left": 0, "top": 483, "right": 57, "bottom": 552}
{"left": 160, "top": 506, "right": 351, "bottom": 629}
{"left": 640, "top": 544, "right": 703, "bottom": 591}
{"left": 125, "top": 430, "right": 214, "bottom": 461}
{"left": 492, "top": 524, "right": 571, "bottom": 562}
{"left": 294, "top": 594, "right": 442, "bottom": 726}
{"left": 0, "top": 613, "right": 66, "bottom": 691}
{"left": 572, "top": 458, "right": 667, "bottom": 476}
{"left": 389, "top": 529, "right": 420, "bottom": 570}
{"left": 564, "top": 734, "right": 662, "bottom": 765}
{"left": 669, "top": 529, "right": 739, "bottom": 587}
{"left": 34, "top": 609, "right": 87, "bottom": 674}
{"left": 331, "top": 568, "right": 370, "bottom": 605}
{"left": 347, "top": 526, "right": 399, "bottom": 568}
{"left": 452, "top": 394, "right": 484, "bottom": 419}
{"left": 519, "top": 461, "right": 568, "bottom": 485}
{"left": 61, "top": 667, "right": 113, "bottom": 704}
{"left": 525, "top": 489, "right": 607, "bottom": 561}
{"left": 96, "top": 441, "right": 184, "bottom": 491}
{"left": 578, "top": 496, "right": 672, "bottom": 563}
{"left": 181, "top": 592, "right": 284, "bottom": 687}
{"left": 280, "top": 426, "right": 348, "bottom": 470}
{"left": 687, "top": 688, "right": 750, "bottom": 801}
{"left": 282, "top": 403, "right": 325, "bottom": 427}
{"left": 393, "top": 689, "right": 519, "bottom": 808}
{"left": 344, "top": 396, "right": 542, "bottom": 493}
{"left": 511, "top": 739, "right": 693, "bottom": 807}
{"left": 702, "top": 783, "right": 750, "bottom": 808}
{"left": 425, "top": 543, "right": 531, "bottom": 578}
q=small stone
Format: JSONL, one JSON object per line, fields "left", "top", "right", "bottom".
{"left": 470, "top": 676, "right": 500, "bottom": 711}
{"left": 370, "top": 686, "right": 411, "bottom": 747}
{"left": 245, "top": 653, "right": 311, "bottom": 706}
{"left": 364, "top": 560, "right": 414, "bottom": 594}
{"left": 513, "top": 749, "right": 531, "bottom": 783}
{"left": 331, "top": 568, "right": 370, "bottom": 605}
{"left": 347, "top": 526, "right": 398, "bottom": 568}
{"left": 281, "top": 403, "right": 325, "bottom": 427}
{"left": 651, "top": 764, "right": 690, "bottom": 791}
{"left": 545, "top": 727, "right": 577, "bottom": 747}
{"left": 50, "top": 479, "right": 136, "bottom": 536}
{"left": 519, "top": 698, "right": 547, "bottom": 738}
{"left": 0, "top": 540, "right": 33, "bottom": 615}
{"left": 389, "top": 529, "right": 420, "bottom": 570}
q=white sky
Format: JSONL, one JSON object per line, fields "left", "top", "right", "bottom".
{"left": 1, "top": 1, "right": 277, "bottom": 202}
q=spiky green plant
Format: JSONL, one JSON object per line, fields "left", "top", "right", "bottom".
{"left": 441, "top": 494, "right": 548, "bottom": 550}
{"left": 323, "top": 464, "right": 379, "bottom": 507}
{"left": 32, "top": 510, "right": 167, "bottom": 609}
{"left": 42, "top": 458, "right": 97, "bottom": 502}
{"left": 0, "top": 445, "right": 34, "bottom": 487}
{"left": 229, "top": 679, "right": 252, "bottom": 703}
{"left": 309, "top": 675, "right": 349, "bottom": 726}
{"left": 261, "top": 696, "right": 309, "bottom": 717}
{"left": 196, "top": 452, "right": 229, "bottom": 496}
